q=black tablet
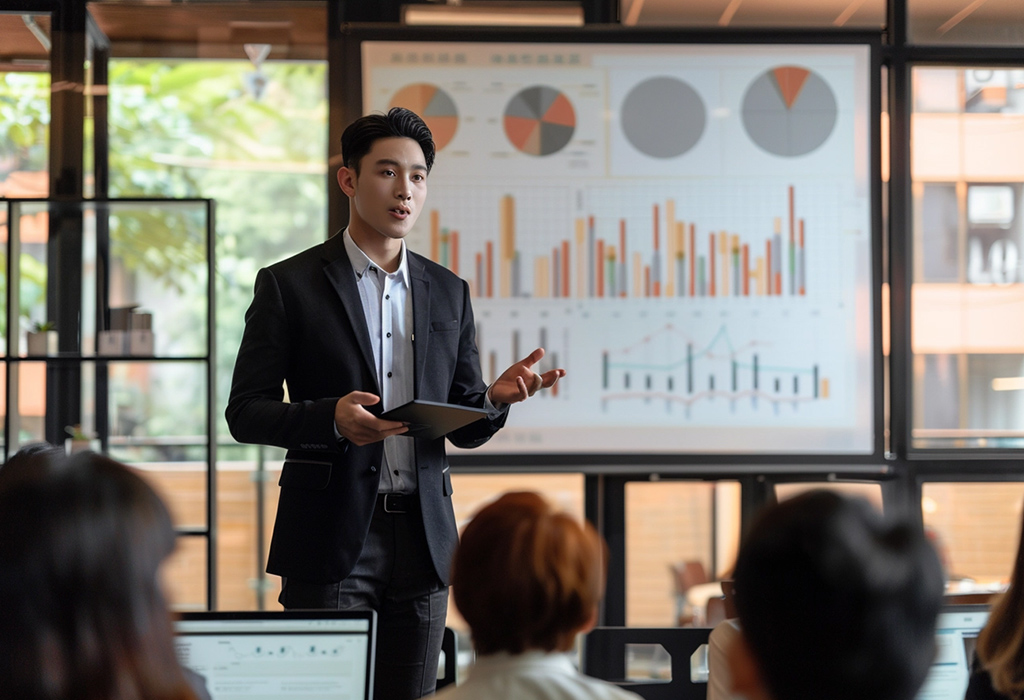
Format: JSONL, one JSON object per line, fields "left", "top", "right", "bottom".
{"left": 380, "top": 399, "right": 488, "bottom": 440}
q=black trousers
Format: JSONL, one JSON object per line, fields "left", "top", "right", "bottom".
{"left": 279, "top": 496, "right": 449, "bottom": 700}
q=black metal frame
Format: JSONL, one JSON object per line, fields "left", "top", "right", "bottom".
{"left": 8, "top": 0, "right": 1024, "bottom": 619}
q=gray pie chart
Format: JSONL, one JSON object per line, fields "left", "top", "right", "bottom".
{"left": 621, "top": 77, "right": 707, "bottom": 158}
{"left": 742, "top": 66, "right": 838, "bottom": 157}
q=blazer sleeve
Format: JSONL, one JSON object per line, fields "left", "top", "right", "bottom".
{"left": 225, "top": 267, "right": 341, "bottom": 452}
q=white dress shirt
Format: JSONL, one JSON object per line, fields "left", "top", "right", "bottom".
{"left": 432, "top": 651, "right": 644, "bottom": 700}
{"left": 343, "top": 231, "right": 417, "bottom": 494}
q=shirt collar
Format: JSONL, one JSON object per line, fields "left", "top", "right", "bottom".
{"left": 342, "top": 229, "right": 409, "bottom": 286}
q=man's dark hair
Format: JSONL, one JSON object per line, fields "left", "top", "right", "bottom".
{"left": 340, "top": 107, "right": 435, "bottom": 174}
{"left": 733, "top": 490, "right": 944, "bottom": 700}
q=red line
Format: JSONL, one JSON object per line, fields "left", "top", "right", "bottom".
{"left": 450, "top": 231, "right": 459, "bottom": 276}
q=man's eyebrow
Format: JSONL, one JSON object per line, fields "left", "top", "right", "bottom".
{"left": 374, "top": 158, "right": 428, "bottom": 171}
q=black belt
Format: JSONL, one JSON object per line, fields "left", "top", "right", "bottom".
{"left": 376, "top": 492, "right": 416, "bottom": 514}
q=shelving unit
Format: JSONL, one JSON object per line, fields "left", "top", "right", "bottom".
{"left": 1, "top": 197, "right": 217, "bottom": 607}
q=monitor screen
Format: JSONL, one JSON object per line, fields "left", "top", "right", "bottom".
{"left": 915, "top": 605, "right": 990, "bottom": 700}
{"left": 357, "top": 33, "right": 878, "bottom": 458}
{"left": 174, "top": 611, "right": 376, "bottom": 700}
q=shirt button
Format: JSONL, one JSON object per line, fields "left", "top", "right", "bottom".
{"left": 370, "top": 267, "right": 376, "bottom": 273}
{"left": 385, "top": 294, "right": 390, "bottom": 300}
{"left": 370, "top": 466, "right": 377, "bottom": 473}
{"left": 387, "top": 371, "right": 393, "bottom": 378}
{"left": 386, "top": 332, "right": 391, "bottom": 338}
{"left": 393, "top": 470, "right": 399, "bottom": 476}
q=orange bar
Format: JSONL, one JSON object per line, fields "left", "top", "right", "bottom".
{"left": 450, "top": 231, "right": 459, "bottom": 275}
{"left": 719, "top": 231, "right": 729, "bottom": 298}
{"left": 596, "top": 239, "right": 605, "bottom": 297}
{"left": 821, "top": 378, "right": 830, "bottom": 399}
{"left": 644, "top": 266, "right": 651, "bottom": 297}
{"left": 765, "top": 239, "right": 772, "bottom": 296}
{"left": 430, "top": 210, "right": 440, "bottom": 262}
{"left": 709, "top": 233, "right": 716, "bottom": 297}
{"left": 486, "top": 241, "right": 494, "bottom": 298}
{"left": 562, "top": 239, "right": 571, "bottom": 298}
{"left": 742, "top": 244, "right": 750, "bottom": 296}
{"left": 775, "top": 271, "right": 782, "bottom": 295}
{"left": 652, "top": 203, "right": 660, "bottom": 251}
{"left": 689, "top": 224, "right": 696, "bottom": 297}
{"left": 619, "top": 220, "right": 628, "bottom": 298}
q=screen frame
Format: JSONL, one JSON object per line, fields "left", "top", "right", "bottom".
{"left": 336, "top": 25, "right": 884, "bottom": 470}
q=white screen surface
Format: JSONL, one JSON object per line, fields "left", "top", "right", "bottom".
{"left": 361, "top": 40, "right": 876, "bottom": 455}
{"left": 175, "top": 615, "right": 374, "bottom": 700}
{"left": 915, "top": 607, "right": 990, "bottom": 700}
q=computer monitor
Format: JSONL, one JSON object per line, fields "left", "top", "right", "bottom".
{"left": 914, "top": 604, "right": 990, "bottom": 700}
{"left": 174, "top": 610, "right": 376, "bottom": 700}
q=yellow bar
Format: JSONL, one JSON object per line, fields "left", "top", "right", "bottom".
{"left": 536, "top": 257, "right": 549, "bottom": 298}
{"left": 719, "top": 231, "right": 729, "bottom": 297}
{"left": 633, "top": 251, "right": 643, "bottom": 298}
{"left": 821, "top": 378, "right": 830, "bottom": 399}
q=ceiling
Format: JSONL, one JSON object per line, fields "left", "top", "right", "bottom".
{"left": 2, "top": 0, "right": 1024, "bottom": 69}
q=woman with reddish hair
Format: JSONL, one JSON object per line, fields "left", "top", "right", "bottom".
{"left": 434, "top": 491, "right": 640, "bottom": 700}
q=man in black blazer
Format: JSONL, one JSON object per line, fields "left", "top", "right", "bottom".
{"left": 226, "top": 107, "right": 563, "bottom": 700}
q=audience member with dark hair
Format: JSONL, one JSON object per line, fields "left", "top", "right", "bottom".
{"left": 434, "top": 491, "right": 641, "bottom": 700}
{"left": 966, "top": 504, "right": 1024, "bottom": 700}
{"left": 0, "top": 451, "right": 201, "bottom": 700}
{"left": 727, "top": 490, "right": 944, "bottom": 700}
{"left": 0, "top": 441, "right": 66, "bottom": 491}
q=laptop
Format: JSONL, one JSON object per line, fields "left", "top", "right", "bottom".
{"left": 914, "top": 604, "right": 990, "bottom": 700}
{"left": 174, "top": 610, "right": 376, "bottom": 700}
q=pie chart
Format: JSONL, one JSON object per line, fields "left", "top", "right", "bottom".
{"left": 741, "top": 66, "right": 838, "bottom": 157}
{"left": 389, "top": 83, "right": 459, "bottom": 150}
{"left": 503, "top": 85, "right": 576, "bottom": 157}
{"left": 621, "top": 76, "right": 706, "bottom": 158}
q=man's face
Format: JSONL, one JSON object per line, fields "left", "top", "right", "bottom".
{"left": 338, "top": 136, "right": 428, "bottom": 246}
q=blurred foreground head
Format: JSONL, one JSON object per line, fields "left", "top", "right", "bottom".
{"left": 730, "top": 490, "right": 944, "bottom": 700}
{"left": 452, "top": 491, "right": 605, "bottom": 655}
{"left": 0, "top": 451, "right": 195, "bottom": 700}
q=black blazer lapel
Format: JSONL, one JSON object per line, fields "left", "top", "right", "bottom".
{"left": 410, "top": 254, "right": 431, "bottom": 398}
{"left": 320, "top": 235, "right": 380, "bottom": 394}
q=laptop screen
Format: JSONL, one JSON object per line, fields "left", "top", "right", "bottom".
{"left": 914, "top": 605, "right": 990, "bottom": 700}
{"left": 174, "top": 610, "right": 376, "bottom": 700}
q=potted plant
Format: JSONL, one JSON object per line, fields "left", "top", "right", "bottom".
{"left": 26, "top": 320, "right": 58, "bottom": 356}
{"left": 64, "top": 424, "right": 99, "bottom": 455}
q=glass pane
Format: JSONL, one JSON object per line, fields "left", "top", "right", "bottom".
{"left": 136, "top": 458, "right": 207, "bottom": 532}
{"left": 216, "top": 448, "right": 285, "bottom": 612}
{"left": 620, "top": 0, "right": 885, "bottom": 28}
{"left": 0, "top": 68, "right": 50, "bottom": 197}
{"left": 909, "top": 0, "right": 1024, "bottom": 46}
{"left": 922, "top": 482, "right": 1023, "bottom": 589}
{"left": 164, "top": 535, "right": 208, "bottom": 611}
{"left": 911, "top": 67, "right": 1024, "bottom": 449}
{"left": 626, "top": 481, "right": 740, "bottom": 627}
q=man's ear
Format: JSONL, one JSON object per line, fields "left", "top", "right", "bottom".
{"left": 726, "top": 631, "right": 771, "bottom": 700}
{"left": 337, "top": 166, "right": 356, "bottom": 196}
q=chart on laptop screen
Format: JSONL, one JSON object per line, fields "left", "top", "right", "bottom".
{"left": 175, "top": 613, "right": 375, "bottom": 700}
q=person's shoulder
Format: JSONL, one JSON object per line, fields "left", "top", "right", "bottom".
{"left": 266, "top": 240, "right": 331, "bottom": 273}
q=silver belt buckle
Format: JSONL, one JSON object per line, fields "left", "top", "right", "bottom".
{"left": 384, "top": 493, "right": 408, "bottom": 514}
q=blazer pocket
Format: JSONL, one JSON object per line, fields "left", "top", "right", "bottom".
{"left": 279, "top": 459, "right": 332, "bottom": 490}
{"left": 430, "top": 319, "right": 459, "bottom": 332}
